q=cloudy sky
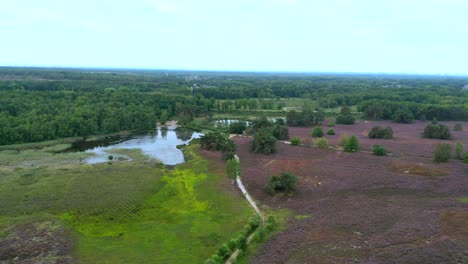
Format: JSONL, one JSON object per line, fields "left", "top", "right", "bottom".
{"left": 0, "top": 0, "right": 467, "bottom": 74}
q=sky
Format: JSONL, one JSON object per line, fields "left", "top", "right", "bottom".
{"left": 0, "top": 0, "right": 467, "bottom": 74}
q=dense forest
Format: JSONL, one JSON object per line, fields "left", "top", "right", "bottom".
{"left": 1, "top": 67, "right": 467, "bottom": 145}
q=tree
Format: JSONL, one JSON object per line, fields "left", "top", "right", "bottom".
{"left": 455, "top": 143, "right": 464, "bottom": 160}
{"left": 368, "top": 126, "right": 393, "bottom": 139}
{"left": 454, "top": 123, "right": 463, "bottom": 131}
{"left": 316, "top": 138, "right": 328, "bottom": 149}
{"left": 265, "top": 172, "right": 298, "bottom": 194}
{"left": 336, "top": 114, "right": 355, "bottom": 125}
{"left": 434, "top": 143, "right": 451, "bottom": 162}
{"left": 200, "top": 131, "right": 227, "bottom": 151}
{"left": 229, "top": 121, "right": 247, "bottom": 134}
{"left": 250, "top": 127, "right": 277, "bottom": 155}
{"left": 221, "top": 139, "right": 236, "bottom": 160}
{"left": 290, "top": 136, "right": 302, "bottom": 145}
{"left": 393, "top": 108, "right": 414, "bottom": 123}
{"left": 423, "top": 124, "right": 452, "bottom": 140}
{"left": 344, "top": 135, "right": 360, "bottom": 152}
{"left": 225, "top": 158, "right": 239, "bottom": 181}
{"left": 372, "top": 145, "right": 388, "bottom": 156}
{"left": 311, "top": 127, "right": 324, "bottom": 137}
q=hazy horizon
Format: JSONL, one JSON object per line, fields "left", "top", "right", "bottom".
{"left": 1, "top": 0, "right": 467, "bottom": 75}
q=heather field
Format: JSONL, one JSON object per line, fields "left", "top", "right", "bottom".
{"left": 233, "top": 136, "right": 468, "bottom": 264}
{"left": 289, "top": 120, "right": 468, "bottom": 158}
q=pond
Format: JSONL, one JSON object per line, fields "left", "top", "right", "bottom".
{"left": 76, "top": 127, "right": 202, "bottom": 165}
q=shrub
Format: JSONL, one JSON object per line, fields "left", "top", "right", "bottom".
{"left": 228, "top": 239, "right": 237, "bottom": 251}
{"left": 344, "top": 135, "right": 360, "bottom": 152}
{"left": 217, "top": 243, "right": 232, "bottom": 260}
{"left": 108, "top": 155, "right": 114, "bottom": 160}
{"left": 316, "top": 138, "right": 328, "bottom": 149}
{"left": 248, "top": 216, "right": 261, "bottom": 230}
{"left": 204, "top": 258, "right": 219, "bottom": 264}
{"left": 368, "top": 126, "right": 393, "bottom": 139}
{"left": 455, "top": 143, "right": 464, "bottom": 160}
{"left": 465, "top": 153, "right": 468, "bottom": 164}
{"left": 454, "top": 123, "right": 463, "bottom": 131}
{"left": 229, "top": 122, "right": 247, "bottom": 134}
{"left": 328, "top": 120, "right": 336, "bottom": 127}
{"left": 290, "top": 136, "right": 302, "bottom": 145}
{"left": 225, "top": 158, "right": 239, "bottom": 181}
{"left": 265, "top": 172, "right": 298, "bottom": 194}
{"left": 235, "top": 234, "right": 247, "bottom": 250}
{"left": 372, "top": 145, "right": 388, "bottom": 156}
{"left": 250, "top": 127, "right": 277, "bottom": 155}
{"left": 336, "top": 114, "right": 355, "bottom": 125}
{"left": 221, "top": 139, "right": 237, "bottom": 160}
{"left": 326, "top": 129, "right": 335, "bottom": 135}
{"left": 312, "top": 127, "right": 324, "bottom": 137}
{"left": 273, "top": 125, "right": 289, "bottom": 140}
{"left": 338, "top": 133, "right": 349, "bottom": 147}
{"left": 423, "top": 124, "right": 452, "bottom": 140}
{"left": 434, "top": 143, "right": 451, "bottom": 162}
{"left": 200, "top": 131, "right": 227, "bottom": 151}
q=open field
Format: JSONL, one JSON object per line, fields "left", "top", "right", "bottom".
{"left": 290, "top": 120, "right": 468, "bottom": 158}
{"left": 233, "top": 136, "right": 468, "bottom": 264}
{"left": 0, "top": 144, "right": 253, "bottom": 263}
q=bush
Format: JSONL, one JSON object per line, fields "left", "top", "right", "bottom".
{"left": 423, "top": 124, "right": 452, "bottom": 140}
{"left": 217, "top": 243, "right": 232, "bottom": 260}
{"left": 250, "top": 127, "right": 277, "bottom": 155}
{"left": 315, "top": 138, "right": 328, "bottom": 149}
{"left": 465, "top": 153, "right": 468, "bottom": 164}
{"left": 372, "top": 145, "right": 388, "bottom": 156}
{"left": 229, "top": 122, "right": 247, "bottom": 134}
{"left": 204, "top": 258, "right": 219, "bottom": 264}
{"left": 326, "top": 129, "right": 335, "bottom": 135}
{"left": 235, "top": 234, "right": 247, "bottom": 250}
{"left": 228, "top": 239, "right": 237, "bottom": 251}
{"left": 290, "top": 136, "right": 302, "bottom": 145}
{"left": 434, "top": 143, "right": 451, "bottom": 162}
{"left": 338, "top": 133, "right": 349, "bottom": 147}
{"left": 454, "top": 123, "right": 463, "bottom": 131}
{"left": 200, "top": 131, "right": 227, "bottom": 151}
{"left": 328, "top": 120, "right": 336, "bottom": 127}
{"left": 344, "top": 135, "right": 360, "bottom": 152}
{"left": 108, "top": 155, "right": 114, "bottom": 160}
{"left": 221, "top": 139, "right": 237, "bottom": 160}
{"left": 455, "top": 143, "right": 464, "bottom": 160}
{"left": 336, "top": 114, "right": 355, "bottom": 125}
{"left": 312, "top": 127, "right": 324, "bottom": 137}
{"left": 273, "top": 125, "right": 289, "bottom": 140}
{"left": 265, "top": 172, "right": 298, "bottom": 194}
{"left": 225, "top": 158, "right": 239, "bottom": 181}
{"left": 368, "top": 126, "right": 393, "bottom": 139}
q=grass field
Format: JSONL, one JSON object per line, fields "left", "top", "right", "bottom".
{"left": 0, "top": 143, "right": 253, "bottom": 263}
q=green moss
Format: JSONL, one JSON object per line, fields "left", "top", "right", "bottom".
{"left": 0, "top": 143, "right": 253, "bottom": 263}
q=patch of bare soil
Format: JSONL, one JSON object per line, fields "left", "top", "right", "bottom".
{"left": 233, "top": 137, "right": 468, "bottom": 264}
{"left": 385, "top": 160, "right": 451, "bottom": 177}
{"left": 0, "top": 221, "right": 74, "bottom": 264}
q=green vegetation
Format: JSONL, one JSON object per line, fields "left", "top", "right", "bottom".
{"left": 453, "top": 123, "right": 463, "bottom": 131}
{"left": 368, "top": 126, "right": 393, "bottom": 139}
{"left": 344, "top": 135, "right": 360, "bottom": 152}
{"left": 290, "top": 137, "right": 302, "bottom": 146}
{"left": 336, "top": 106, "right": 355, "bottom": 125}
{"left": 327, "top": 120, "right": 336, "bottom": 127}
{"left": 315, "top": 138, "right": 329, "bottom": 149}
{"left": 326, "top": 128, "right": 336, "bottom": 135}
{"left": 225, "top": 158, "right": 240, "bottom": 181}
{"left": 393, "top": 108, "right": 414, "bottom": 123}
{"left": 265, "top": 172, "right": 298, "bottom": 194}
{"left": 312, "top": 127, "right": 324, "bottom": 138}
{"left": 464, "top": 153, "right": 468, "bottom": 164}
{"left": 200, "top": 131, "right": 236, "bottom": 160}
{"left": 286, "top": 109, "right": 324, "bottom": 126}
{"left": 434, "top": 143, "right": 452, "bottom": 162}
{"left": 372, "top": 145, "right": 388, "bottom": 156}
{"left": 455, "top": 143, "right": 464, "bottom": 160}
{"left": 250, "top": 127, "right": 277, "bottom": 155}
{"left": 423, "top": 123, "right": 452, "bottom": 140}
{"left": 229, "top": 122, "right": 247, "bottom": 134}
{"left": 338, "top": 133, "right": 349, "bottom": 147}
{"left": 0, "top": 143, "right": 253, "bottom": 263}
{"left": 457, "top": 197, "right": 468, "bottom": 203}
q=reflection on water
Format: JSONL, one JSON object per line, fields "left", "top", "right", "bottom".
{"left": 84, "top": 127, "right": 202, "bottom": 165}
